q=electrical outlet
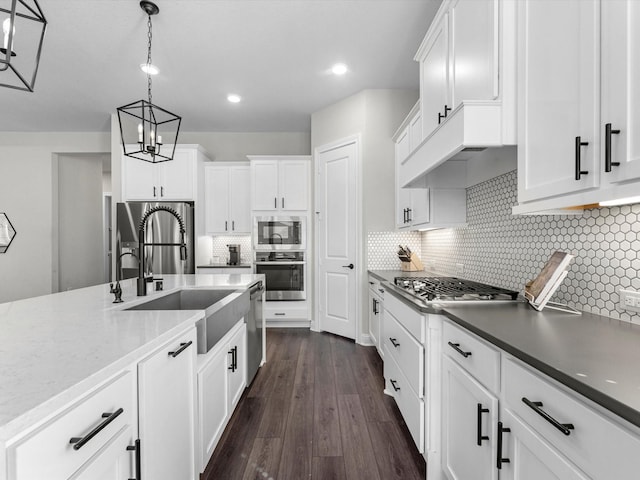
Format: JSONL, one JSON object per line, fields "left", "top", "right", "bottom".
{"left": 455, "top": 263, "right": 464, "bottom": 276}
{"left": 620, "top": 289, "right": 640, "bottom": 312}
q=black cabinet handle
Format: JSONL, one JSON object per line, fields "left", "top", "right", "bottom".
{"left": 282, "top": 197, "right": 285, "bottom": 209}
{"left": 496, "top": 421, "right": 511, "bottom": 469}
{"left": 390, "top": 379, "right": 400, "bottom": 392}
{"left": 477, "top": 403, "right": 490, "bottom": 445}
{"left": 378, "top": 288, "right": 384, "bottom": 294}
{"left": 232, "top": 220, "right": 235, "bottom": 231}
{"left": 402, "top": 208, "right": 407, "bottom": 224}
{"left": 522, "top": 397, "right": 574, "bottom": 436}
{"left": 233, "top": 346, "right": 238, "bottom": 371}
{"left": 168, "top": 341, "right": 192, "bottom": 358}
{"left": 228, "top": 348, "right": 235, "bottom": 372}
{"left": 225, "top": 220, "right": 228, "bottom": 231}
{"left": 153, "top": 186, "right": 157, "bottom": 197}
{"left": 605, "top": 123, "right": 621, "bottom": 172}
{"left": 372, "top": 298, "right": 379, "bottom": 314}
{"left": 274, "top": 197, "right": 277, "bottom": 208}
{"left": 448, "top": 341, "right": 472, "bottom": 358}
{"left": 438, "top": 112, "right": 445, "bottom": 124}
{"left": 407, "top": 208, "right": 412, "bottom": 223}
{"left": 127, "top": 439, "right": 141, "bottom": 480}
{"left": 574, "top": 136, "right": 589, "bottom": 180}
{"left": 444, "top": 104, "right": 452, "bottom": 117}
{"left": 369, "top": 281, "right": 374, "bottom": 285}
{"left": 389, "top": 337, "right": 400, "bottom": 348}
{"left": 342, "top": 263, "right": 354, "bottom": 269}
{"left": 160, "top": 186, "right": 164, "bottom": 197}
{"left": 70, "top": 408, "right": 124, "bottom": 450}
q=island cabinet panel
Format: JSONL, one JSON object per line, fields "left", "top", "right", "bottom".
{"left": 8, "top": 369, "right": 137, "bottom": 480}
{"left": 138, "top": 327, "right": 197, "bottom": 480}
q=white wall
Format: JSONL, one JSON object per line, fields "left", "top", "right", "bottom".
{"left": 311, "top": 89, "right": 418, "bottom": 341}
{"left": 0, "top": 133, "right": 110, "bottom": 303}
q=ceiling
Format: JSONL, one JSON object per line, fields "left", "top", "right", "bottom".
{"left": 1, "top": 0, "right": 441, "bottom": 133}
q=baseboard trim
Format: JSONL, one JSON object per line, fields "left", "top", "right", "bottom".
{"left": 358, "top": 333, "right": 374, "bottom": 346}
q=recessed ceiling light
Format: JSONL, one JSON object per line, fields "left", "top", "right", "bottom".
{"left": 331, "top": 63, "right": 348, "bottom": 76}
{"left": 140, "top": 63, "right": 160, "bottom": 75}
{"left": 227, "top": 94, "right": 242, "bottom": 103}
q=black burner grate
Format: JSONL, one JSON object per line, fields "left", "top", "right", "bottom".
{"left": 394, "top": 276, "right": 519, "bottom": 302}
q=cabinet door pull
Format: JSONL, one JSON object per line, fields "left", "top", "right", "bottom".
{"left": 153, "top": 186, "right": 157, "bottom": 197}
{"left": 403, "top": 208, "right": 407, "bottom": 224}
{"left": 372, "top": 298, "right": 378, "bottom": 314}
{"left": 168, "top": 341, "right": 192, "bottom": 358}
{"left": 126, "top": 439, "right": 141, "bottom": 480}
{"left": 69, "top": 408, "right": 124, "bottom": 450}
{"left": 444, "top": 104, "right": 452, "bottom": 117}
{"left": 282, "top": 197, "right": 285, "bottom": 209}
{"left": 274, "top": 197, "right": 277, "bottom": 208}
{"left": 476, "top": 403, "right": 490, "bottom": 445}
{"left": 605, "top": 123, "right": 621, "bottom": 172}
{"left": 232, "top": 220, "right": 235, "bottom": 231}
{"left": 522, "top": 397, "right": 574, "bottom": 435}
{"left": 390, "top": 379, "right": 400, "bottom": 392}
{"left": 233, "top": 346, "right": 238, "bottom": 371}
{"left": 225, "top": 220, "right": 228, "bottom": 231}
{"left": 448, "top": 341, "right": 472, "bottom": 358}
{"left": 389, "top": 337, "right": 400, "bottom": 348}
{"left": 369, "top": 281, "right": 375, "bottom": 285}
{"left": 496, "top": 421, "right": 511, "bottom": 469}
{"left": 438, "top": 111, "right": 445, "bottom": 124}
{"left": 407, "top": 208, "right": 412, "bottom": 223}
{"left": 378, "top": 288, "right": 385, "bottom": 294}
{"left": 160, "top": 186, "right": 164, "bottom": 197}
{"left": 574, "top": 136, "right": 589, "bottom": 180}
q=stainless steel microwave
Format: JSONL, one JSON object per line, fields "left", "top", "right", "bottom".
{"left": 253, "top": 216, "right": 306, "bottom": 250}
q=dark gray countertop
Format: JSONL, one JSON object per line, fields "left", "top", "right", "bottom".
{"left": 368, "top": 269, "right": 640, "bottom": 429}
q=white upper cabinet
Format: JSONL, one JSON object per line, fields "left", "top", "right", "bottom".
{"left": 420, "top": 14, "right": 450, "bottom": 139}
{"left": 122, "top": 145, "right": 205, "bottom": 201}
{"left": 516, "top": 0, "right": 599, "bottom": 204}
{"left": 514, "top": 0, "right": 640, "bottom": 213}
{"left": 249, "top": 156, "right": 311, "bottom": 212}
{"left": 600, "top": 0, "right": 640, "bottom": 187}
{"left": 204, "top": 164, "right": 251, "bottom": 234}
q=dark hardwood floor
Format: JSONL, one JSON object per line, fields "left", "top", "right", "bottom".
{"left": 202, "top": 328, "right": 426, "bottom": 480}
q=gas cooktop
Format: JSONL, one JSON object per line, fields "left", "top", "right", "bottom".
{"left": 393, "top": 276, "right": 520, "bottom": 304}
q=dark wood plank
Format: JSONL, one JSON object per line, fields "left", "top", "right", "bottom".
{"left": 312, "top": 376, "right": 342, "bottom": 457}
{"left": 337, "top": 394, "right": 381, "bottom": 480}
{"left": 367, "top": 421, "right": 426, "bottom": 480}
{"left": 330, "top": 335, "right": 359, "bottom": 395}
{"left": 277, "top": 382, "right": 314, "bottom": 480}
{"left": 349, "top": 345, "right": 393, "bottom": 422}
{"left": 312, "top": 456, "right": 348, "bottom": 480}
{"left": 241, "top": 437, "right": 283, "bottom": 480}
{"left": 294, "top": 335, "right": 316, "bottom": 385}
{"left": 256, "top": 359, "right": 295, "bottom": 437}
{"left": 203, "top": 396, "right": 266, "bottom": 479}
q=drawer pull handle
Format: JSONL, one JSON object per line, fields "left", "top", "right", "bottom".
{"left": 477, "top": 403, "right": 490, "bottom": 446}
{"left": 378, "top": 288, "right": 384, "bottom": 294}
{"left": 522, "top": 397, "right": 574, "bottom": 436}
{"left": 574, "top": 136, "right": 589, "bottom": 180}
{"left": 126, "top": 439, "right": 141, "bottom": 480}
{"left": 274, "top": 312, "right": 286, "bottom": 316}
{"left": 496, "top": 421, "right": 511, "bottom": 469}
{"left": 389, "top": 337, "right": 400, "bottom": 348}
{"left": 604, "top": 123, "right": 621, "bottom": 172}
{"left": 448, "top": 341, "right": 472, "bottom": 358}
{"left": 69, "top": 408, "right": 124, "bottom": 450}
{"left": 168, "top": 341, "right": 192, "bottom": 358}
{"left": 390, "top": 379, "right": 400, "bottom": 392}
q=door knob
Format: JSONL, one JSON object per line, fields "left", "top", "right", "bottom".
{"left": 342, "top": 263, "right": 354, "bottom": 269}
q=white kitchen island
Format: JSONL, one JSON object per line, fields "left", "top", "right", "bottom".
{"left": 0, "top": 273, "right": 263, "bottom": 480}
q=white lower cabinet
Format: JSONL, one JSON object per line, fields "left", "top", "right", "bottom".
{"left": 8, "top": 370, "right": 137, "bottom": 480}
{"left": 441, "top": 355, "right": 498, "bottom": 480}
{"left": 138, "top": 328, "right": 197, "bottom": 480}
{"left": 499, "top": 409, "right": 589, "bottom": 480}
{"left": 69, "top": 426, "right": 136, "bottom": 480}
{"left": 197, "top": 321, "right": 247, "bottom": 473}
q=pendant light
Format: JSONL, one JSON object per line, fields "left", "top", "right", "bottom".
{"left": 0, "top": 0, "right": 47, "bottom": 92}
{"left": 117, "top": 1, "right": 181, "bottom": 164}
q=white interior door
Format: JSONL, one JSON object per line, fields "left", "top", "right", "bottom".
{"left": 316, "top": 139, "right": 358, "bottom": 340}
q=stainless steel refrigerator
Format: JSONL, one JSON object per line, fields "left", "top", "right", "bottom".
{"left": 115, "top": 202, "right": 195, "bottom": 281}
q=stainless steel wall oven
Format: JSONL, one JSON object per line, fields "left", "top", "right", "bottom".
{"left": 254, "top": 251, "right": 305, "bottom": 301}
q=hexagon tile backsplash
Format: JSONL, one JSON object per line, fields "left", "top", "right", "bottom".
{"left": 421, "top": 169, "right": 640, "bottom": 323}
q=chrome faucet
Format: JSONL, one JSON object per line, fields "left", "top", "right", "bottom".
{"left": 137, "top": 206, "right": 187, "bottom": 296}
{"left": 110, "top": 251, "right": 139, "bottom": 303}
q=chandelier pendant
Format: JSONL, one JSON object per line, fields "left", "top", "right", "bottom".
{"left": 117, "top": 1, "right": 181, "bottom": 164}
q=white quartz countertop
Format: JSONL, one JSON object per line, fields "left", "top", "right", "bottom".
{"left": 0, "top": 273, "right": 264, "bottom": 442}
